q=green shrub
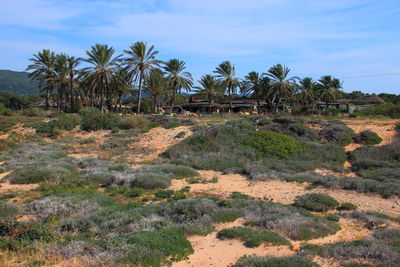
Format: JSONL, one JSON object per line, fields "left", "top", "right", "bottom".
{"left": 122, "top": 230, "right": 193, "bottom": 266}
{"left": 233, "top": 255, "right": 319, "bottom": 267}
{"left": 353, "top": 130, "right": 382, "bottom": 145}
{"left": 120, "top": 116, "right": 149, "bottom": 130}
{"left": 164, "top": 121, "right": 181, "bottom": 129}
{"left": 0, "top": 103, "right": 12, "bottom": 115}
{"left": 354, "top": 103, "right": 400, "bottom": 118}
{"left": 320, "top": 123, "right": 355, "bottom": 146}
{"left": 294, "top": 193, "right": 339, "bottom": 212}
{"left": 230, "top": 192, "right": 252, "bottom": 199}
{"left": 80, "top": 109, "right": 121, "bottom": 131}
{"left": 155, "top": 189, "right": 174, "bottom": 199}
{"left": 217, "top": 227, "right": 291, "bottom": 247}
{"left": 0, "top": 201, "right": 18, "bottom": 219}
{"left": 5, "top": 168, "right": 53, "bottom": 184}
{"left": 242, "top": 130, "right": 303, "bottom": 159}
{"left": 325, "top": 214, "right": 340, "bottom": 222}
{"left": 212, "top": 209, "right": 242, "bottom": 222}
{"left": 34, "top": 114, "right": 80, "bottom": 136}
{"left": 338, "top": 202, "right": 358, "bottom": 211}
{"left": 175, "top": 131, "right": 186, "bottom": 138}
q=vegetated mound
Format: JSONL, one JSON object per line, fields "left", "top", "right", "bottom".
{"left": 163, "top": 118, "right": 346, "bottom": 175}
{"left": 233, "top": 255, "right": 319, "bottom": 267}
{"left": 319, "top": 121, "right": 356, "bottom": 146}
{"left": 348, "top": 143, "right": 400, "bottom": 196}
{"left": 353, "top": 130, "right": 383, "bottom": 145}
{"left": 0, "top": 143, "right": 199, "bottom": 195}
{"left": 300, "top": 228, "right": 400, "bottom": 266}
{"left": 294, "top": 193, "right": 340, "bottom": 212}
{"left": 1, "top": 196, "right": 339, "bottom": 266}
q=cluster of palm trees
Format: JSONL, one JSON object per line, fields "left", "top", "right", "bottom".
{"left": 27, "top": 42, "right": 343, "bottom": 114}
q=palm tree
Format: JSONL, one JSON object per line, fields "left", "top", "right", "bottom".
{"left": 241, "top": 71, "right": 270, "bottom": 113}
{"left": 144, "top": 69, "right": 167, "bottom": 113}
{"left": 297, "top": 77, "right": 317, "bottom": 106}
{"left": 112, "top": 69, "right": 132, "bottom": 113}
{"left": 195, "top": 74, "right": 223, "bottom": 112}
{"left": 123, "top": 42, "right": 161, "bottom": 114}
{"left": 66, "top": 56, "right": 80, "bottom": 112}
{"left": 26, "top": 49, "right": 57, "bottom": 109}
{"left": 163, "top": 59, "right": 193, "bottom": 114}
{"left": 214, "top": 61, "right": 239, "bottom": 113}
{"left": 317, "top": 75, "right": 343, "bottom": 111}
{"left": 81, "top": 44, "right": 122, "bottom": 112}
{"left": 265, "top": 64, "right": 297, "bottom": 112}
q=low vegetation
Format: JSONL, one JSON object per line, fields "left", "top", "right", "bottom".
{"left": 294, "top": 193, "right": 340, "bottom": 212}
{"left": 353, "top": 130, "right": 382, "bottom": 145}
{"left": 217, "top": 227, "right": 290, "bottom": 247}
{"left": 233, "top": 255, "right": 319, "bottom": 267}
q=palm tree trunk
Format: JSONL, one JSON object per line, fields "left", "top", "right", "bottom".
{"left": 209, "top": 97, "right": 212, "bottom": 113}
{"left": 257, "top": 100, "right": 261, "bottom": 114}
{"left": 45, "top": 89, "right": 50, "bottom": 110}
{"left": 136, "top": 71, "right": 144, "bottom": 114}
{"left": 170, "top": 87, "right": 177, "bottom": 114}
{"left": 228, "top": 86, "right": 232, "bottom": 113}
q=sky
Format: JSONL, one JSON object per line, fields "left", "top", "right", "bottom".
{"left": 1, "top": 0, "right": 400, "bottom": 94}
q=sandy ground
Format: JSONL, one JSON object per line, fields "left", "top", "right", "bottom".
{"left": 171, "top": 170, "right": 400, "bottom": 216}
{"left": 173, "top": 218, "right": 295, "bottom": 267}
{"left": 0, "top": 171, "right": 39, "bottom": 194}
{"left": 173, "top": 217, "right": 372, "bottom": 267}
{"left": 344, "top": 119, "right": 399, "bottom": 146}
{"left": 128, "top": 126, "right": 192, "bottom": 162}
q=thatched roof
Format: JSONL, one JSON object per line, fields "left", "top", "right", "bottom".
{"left": 352, "top": 94, "right": 385, "bottom": 105}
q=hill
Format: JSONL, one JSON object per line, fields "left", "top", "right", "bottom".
{"left": 0, "top": 69, "right": 40, "bottom": 95}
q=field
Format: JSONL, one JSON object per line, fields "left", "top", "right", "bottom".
{"left": 0, "top": 111, "right": 399, "bottom": 267}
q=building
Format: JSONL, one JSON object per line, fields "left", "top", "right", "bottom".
{"left": 316, "top": 94, "right": 385, "bottom": 113}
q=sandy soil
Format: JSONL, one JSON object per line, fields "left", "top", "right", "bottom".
{"left": 128, "top": 126, "right": 192, "bottom": 162}
{"left": 344, "top": 119, "right": 399, "bottom": 146}
{"left": 0, "top": 124, "right": 36, "bottom": 140}
{"left": 173, "top": 219, "right": 295, "bottom": 267}
{"left": 170, "top": 170, "right": 400, "bottom": 216}
{"left": 173, "top": 217, "right": 372, "bottom": 267}
{"left": 0, "top": 171, "right": 39, "bottom": 194}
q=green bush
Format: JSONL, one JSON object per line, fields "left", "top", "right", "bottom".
{"left": 294, "top": 193, "right": 339, "bottom": 212}
{"left": 325, "top": 214, "right": 340, "bottom": 222}
{"left": 230, "top": 192, "right": 252, "bottom": 199}
{"left": 217, "top": 227, "right": 291, "bottom": 247}
{"left": 34, "top": 113, "right": 80, "bottom": 136}
{"left": 212, "top": 209, "right": 242, "bottom": 222}
{"left": 354, "top": 103, "right": 400, "bottom": 118}
{"left": 0, "top": 103, "right": 12, "bottom": 115}
{"left": 80, "top": 109, "right": 121, "bottom": 131}
{"left": 4, "top": 168, "right": 53, "bottom": 184}
{"left": 320, "top": 123, "right": 356, "bottom": 146}
{"left": 175, "top": 131, "right": 186, "bottom": 138}
{"left": 120, "top": 116, "right": 149, "bottom": 130}
{"left": 233, "top": 255, "right": 319, "bottom": 267}
{"left": 242, "top": 130, "right": 303, "bottom": 159}
{"left": 164, "top": 121, "right": 181, "bottom": 129}
{"left": 122, "top": 230, "right": 193, "bottom": 266}
{"left": 353, "top": 130, "right": 382, "bottom": 145}
{"left": 155, "top": 189, "right": 174, "bottom": 199}
{"left": 338, "top": 202, "right": 358, "bottom": 211}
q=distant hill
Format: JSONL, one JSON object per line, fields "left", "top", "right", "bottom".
{"left": 0, "top": 70, "right": 40, "bottom": 95}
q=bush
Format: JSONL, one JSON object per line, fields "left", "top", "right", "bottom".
{"left": 80, "top": 109, "right": 121, "bottom": 131}
{"left": 4, "top": 168, "right": 53, "bottom": 184}
{"left": 121, "top": 230, "right": 194, "bottom": 266}
{"left": 175, "top": 131, "right": 186, "bottom": 138}
{"left": 212, "top": 209, "right": 242, "bottom": 222}
{"left": 242, "top": 130, "right": 303, "bottom": 159}
{"left": 34, "top": 114, "right": 80, "bottom": 136}
{"left": 0, "top": 103, "right": 12, "bottom": 115}
{"left": 320, "top": 123, "right": 355, "bottom": 146}
{"left": 217, "top": 227, "right": 290, "bottom": 247}
{"left": 294, "top": 193, "right": 339, "bottom": 212}
{"left": 354, "top": 103, "right": 400, "bottom": 118}
{"left": 233, "top": 255, "right": 319, "bottom": 267}
{"left": 338, "top": 202, "right": 358, "bottom": 211}
{"left": 353, "top": 130, "right": 382, "bottom": 145}
{"left": 119, "top": 116, "right": 149, "bottom": 130}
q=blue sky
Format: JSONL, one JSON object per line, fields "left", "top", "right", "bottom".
{"left": 1, "top": 0, "right": 400, "bottom": 94}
